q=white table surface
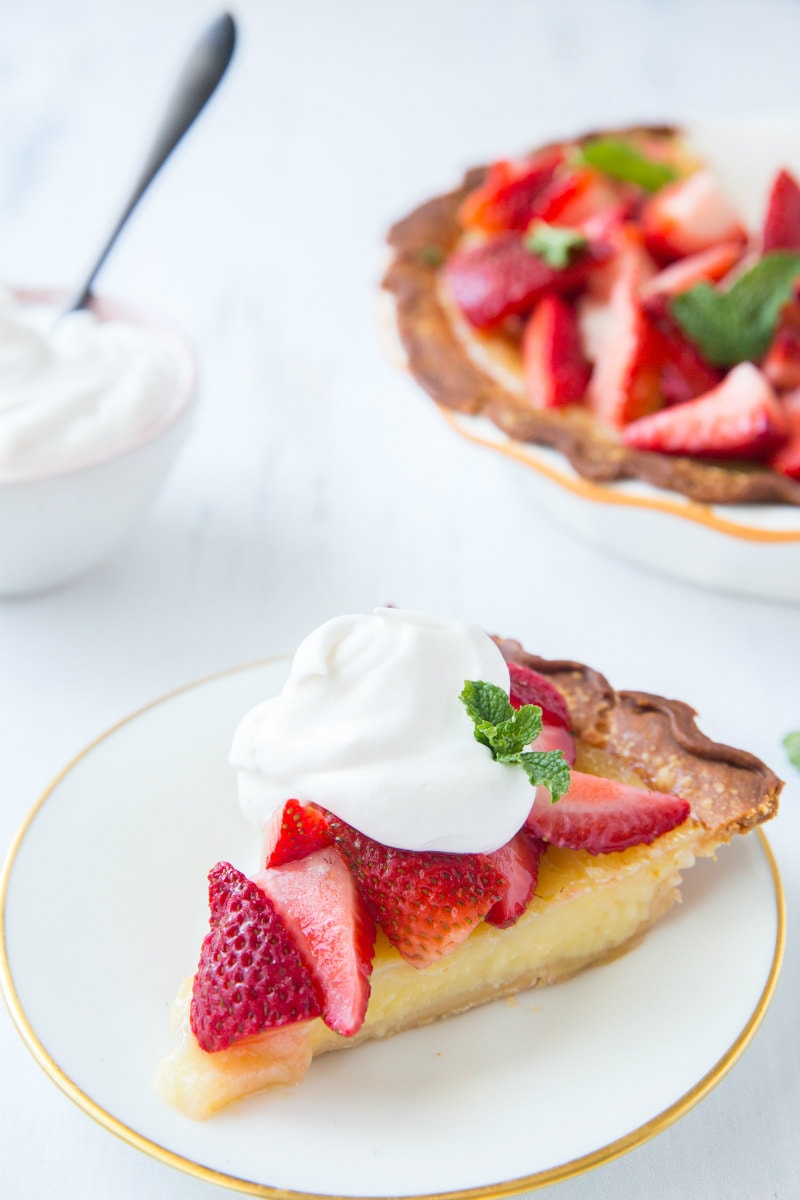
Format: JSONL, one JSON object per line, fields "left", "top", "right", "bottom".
{"left": 1, "top": 2, "right": 798, "bottom": 1197}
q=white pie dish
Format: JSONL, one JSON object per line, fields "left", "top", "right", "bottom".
{"left": 0, "top": 289, "right": 197, "bottom": 597}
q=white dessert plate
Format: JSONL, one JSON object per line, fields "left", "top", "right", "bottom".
{"left": 0, "top": 659, "right": 785, "bottom": 1199}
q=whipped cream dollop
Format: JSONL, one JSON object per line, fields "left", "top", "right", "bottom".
{"left": 231, "top": 608, "right": 537, "bottom": 854}
{"left": 0, "top": 291, "right": 183, "bottom": 477}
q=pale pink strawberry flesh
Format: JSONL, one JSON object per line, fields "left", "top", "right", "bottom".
{"left": 256, "top": 849, "right": 376, "bottom": 1037}
{"left": 525, "top": 770, "right": 690, "bottom": 855}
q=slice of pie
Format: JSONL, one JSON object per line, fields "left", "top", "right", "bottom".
{"left": 381, "top": 124, "right": 800, "bottom": 504}
{"left": 157, "top": 612, "right": 780, "bottom": 1119}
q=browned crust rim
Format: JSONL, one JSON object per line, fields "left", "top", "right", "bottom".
{"left": 382, "top": 128, "right": 800, "bottom": 506}
{"left": 494, "top": 636, "right": 782, "bottom": 840}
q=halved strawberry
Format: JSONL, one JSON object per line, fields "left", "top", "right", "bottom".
{"left": 525, "top": 771, "right": 690, "bottom": 855}
{"left": 264, "top": 798, "right": 331, "bottom": 868}
{"left": 507, "top": 660, "right": 571, "bottom": 728}
{"left": 642, "top": 171, "right": 747, "bottom": 264}
{"left": 770, "top": 389, "right": 800, "bottom": 478}
{"left": 640, "top": 240, "right": 744, "bottom": 299}
{"left": 641, "top": 292, "right": 723, "bottom": 405}
{"left": 256, "top": 848, "right": 376, "bottom": 1037}
{"left": 484, "top": 830, "right": 545, "bottom": 928}
{"left": 327, "top": 818, "right": 505, "bottom": 969}
{"left": 522, "top": 294, "right": 591, "bottom": 407}
{"left": 763, "top": 168, "right": 800, "bottom": 253}
{"left": 444, "top": 233, "right": 611, "bottom": 330}
{"left": 623, "top": 362, "right": 789, "bottom": 459}
{"left": 534, "top": 167, "right": 624, "bottom": 227}
{"left": 190, "top": 862, "right": 321, "bottom": 1053}
{"left": 762, "top": 323, "right": 800, "bottom": 391}
{"left": 458, "top": 151, "right": 563, "bottom": 233}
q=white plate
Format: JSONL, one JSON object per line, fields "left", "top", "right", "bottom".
{"left": 0, "top": 659, "right": 785, "bottom": 1198}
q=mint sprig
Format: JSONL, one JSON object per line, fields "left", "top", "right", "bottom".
{"left": 670, "top": 251, "right": 800, "bottom": 367}
{"left": 578, "top": 136, "right": 677, "bottom": 192}
{"left": 784, "top": 731, "right": 800, "bottom": 772}
{"left": 525, "top": 221, "right": 588, "bottom": 269}
{"left": 460, "top": 679, "right": 570, "bottom": 802}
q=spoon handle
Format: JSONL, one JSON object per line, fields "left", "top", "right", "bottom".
{"left": 69, "top": 12, "right": 236, "bottom": 312}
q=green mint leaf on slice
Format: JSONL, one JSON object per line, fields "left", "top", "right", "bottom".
{"left": 461, "top": 679, "right": 514, "bottom": 729}
{"left": 671, "top": 251, "right": 800, "bottom": 366}
{"left": 525, "top": 221, "right": 587, "bottom": 269}
{"left": 488, "top": 706, "right": 543, "bottom": 762}
{"left": 578, "top": 137, "right": 677, "bottom": 192}
{"left": 519, "top": 750, "right": 571, "bottom": 803}
{"left": 784, "top": 730, "right": 800, "bottom": 772}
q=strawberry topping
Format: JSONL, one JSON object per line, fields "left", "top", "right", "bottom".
{"left": 256, "top": 849, "right": 376, "bottom": 1037}
{"left": 525, "top": 771, "right": 690, "bottom": 855}
{"left": 458, "top": 151, "right": 563, "bottom": 233}
{"left": 327, "top": 817, "right": 505, "bottom": 968}
{"left": 264, "top": 798, "right": 332, "bottom": 867}
{"left": 484, "top": 829, "right": 545, "bottom": 928}
{"left": 642, "top": 170, "right": 747, "bottom": 264}
{"left": 190, "top": 862, "right": 321, "bottom": 1052}
{"left": 522, "top": 294, "right": 591, "bottom": 408}
{"left": 507, "top": 660, "right": 571, "bottom": 728}
{"left": 771, "top": 390, "right": 800, "bottom": 479}
{"left": 763, "top": 168, "right": 800, "bottom": 253}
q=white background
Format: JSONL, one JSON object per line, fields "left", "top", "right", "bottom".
{"left": 0, "top": 2, "right": 798, "bottom": 1197}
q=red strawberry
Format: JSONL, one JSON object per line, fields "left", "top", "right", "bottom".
{"left": 256, "top": 848, "right": 376, "bottom": 1037}
{"left": 529, "top": 722, "right": 576, "bottom": 765}
{"left": 586, "top": 261, "right": 663, "bottom": 426}
{"left": 458, "top": 151, "right": 563, "bottom": 233}
{"left": 763, "top": 168, "right": 800, "bottom": 253}
{"left": 264, "top": 798, "right": 331, "bottom": 868}
{"left": 762, "top": 323, "right": 800, "bottom": 391}
{"left": 770, "top": 389, "right": 800, "bottom": 479}
{"left": 640, "top": 241, "right": 744, "bottom": 299}
{"left": 327, "top": 818, "right": 505, "bottom": 968}
{"left": 525, "top": 771, "right": 690, "bottom": 855}
{"left": 640, "top": 292, "right": 723, "bottom": 405}
{"left": 444, "top": 233, "right": 611, "bottom": 330}
{"left": 534, "top": 167, "right": 625, "bottom": 227}
{"left": 484, "top": 830, "right": 545, "bottom": 928}
{"left": 190, "top": 862, "right": 321, "bottom": 1053}
{"left": 522, "top": 294, "right": 591, "bottom": 408}
{"left": 507, "top": 660, "right": 571, "bottom": 728}
{"left": 623, "top": 362, "right": 789, "bottom": 459}
{"left": 642, "top": 171, "right": 747, "bottom": 264}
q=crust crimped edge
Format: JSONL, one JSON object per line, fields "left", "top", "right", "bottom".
{"left": 382, "top": 127, "right": 800, "bottom": 506}
{"left": 494, "top": 637, "right": 782, "bottom": 842}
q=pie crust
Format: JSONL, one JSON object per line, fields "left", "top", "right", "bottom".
{"left": 381, "top": 127, "right": 800, "bottom": 506}
{"left": 157, "top": 643, "right": 780, "bottom": 1117}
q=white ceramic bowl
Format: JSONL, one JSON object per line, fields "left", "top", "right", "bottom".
{"left": 0, "top": 291, "right": 197, "bottom": 597}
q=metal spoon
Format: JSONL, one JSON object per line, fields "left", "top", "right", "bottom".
{"left": 68, "top": 12, "right": 237, "bottom": 313}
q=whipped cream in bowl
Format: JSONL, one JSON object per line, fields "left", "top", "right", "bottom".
{"left": 231, "top": 608, "right": 537, "bottom": 854}
{"left": 0, "top": 287, "right": 197, "bottom": 595}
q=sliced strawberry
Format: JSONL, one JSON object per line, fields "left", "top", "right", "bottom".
{"left": 770, "top": 389, "right": 800, "bottom": 478}
{"left": 525, "top": 771, "right": 690, "bottom": 855}
{"left": 327, "top": 818, "right": 505, "bottom": 969}
{"left": 484, "top": 830, "right": 545, "bottom": 928}
{"left": 641, "top": 292, "right": 724, "bottom": 405}
{"left": 623, "top": 362, "right": 789, "bottom": 459}
{"left": 507, "top": 660, "right": 571, "bottom": 728}
{"left": 190, "top": 862, "right": 321, "bottom": 1053}
{"left": 530, "top": 722, "right": 576, "bottom": 765}
{"left": 640, "top": 241, "right": 744, "bottom": 299}
{"left": 264, "top": 798, "right": 331, "bottom": 868}
{"left": 586, "top": 239, "right": 663, "bottom": 426}
{"left": 642, "top": 171, "right": 747, "bottom": 264}
{"left": 444, "top": 233, "right": 611, "bottom": 330}
{"left": 763, "top": 168, "right": 800, "bottom": 253}
{"left": 762, "top": 323, "right": 800, "bottom": 391}
{"left": 458, "top": 151, "right": 563, "bottom": 233}
{"left": 522, "top": 294, "right": 591, "bottom": 407}
{"left": 256, "top": 848, "right": 376, "bottom": 1037}
{"left": 534, "top": 167, "right": 625, "bottom": 227}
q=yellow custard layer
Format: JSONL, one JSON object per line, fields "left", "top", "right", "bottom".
{"left": 157, "top": 744, "right": 709, "bottom": 1119}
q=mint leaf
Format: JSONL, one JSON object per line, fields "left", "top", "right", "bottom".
{"left": 519, "top": 750, "right": 571, "bottom": 803}
{"left": 671, "top": 251, "right": 800, "bottom": 366}
{"left": 460, "top": 679, "right": 569, "bottom": 801}
{"left": 578, "top": 137, "right": 677, "bottom": 192}
{"left": 784, "top": 730, "right": 800, "bottom": 772}
{"left": 525, "top": 221, "right": 588, "bottom": 269}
